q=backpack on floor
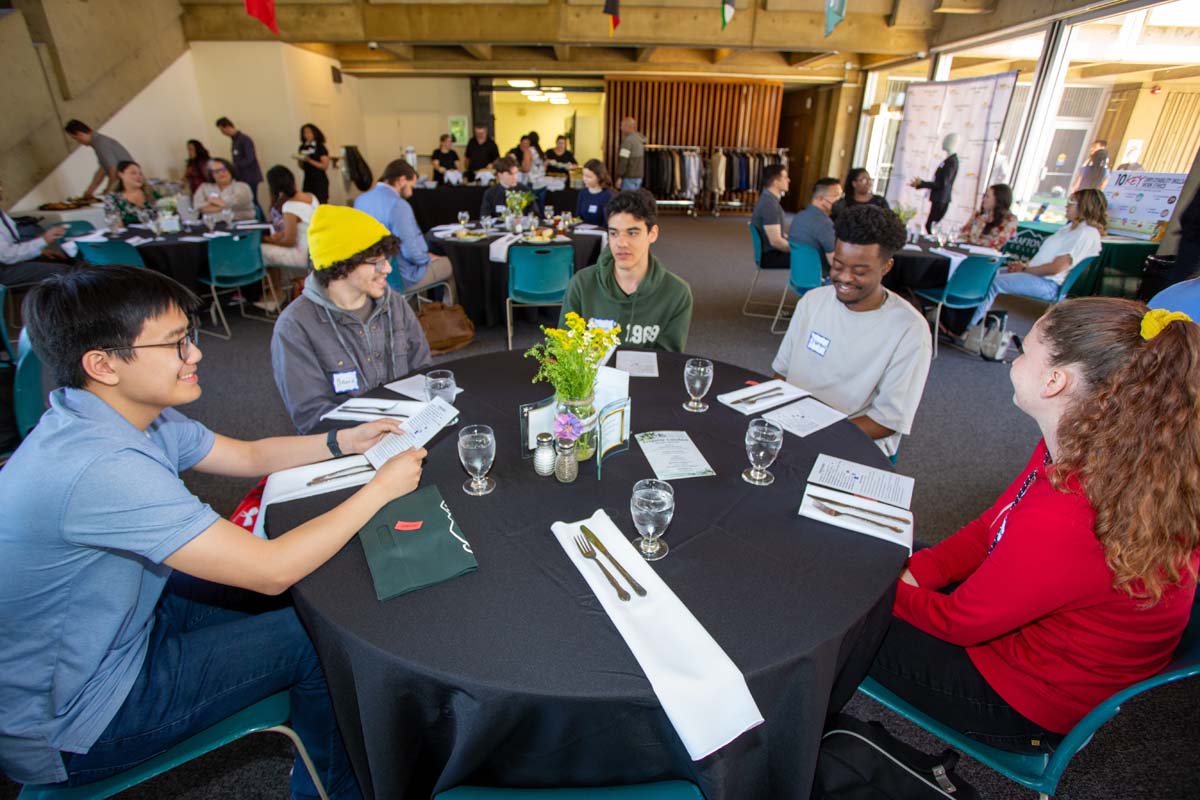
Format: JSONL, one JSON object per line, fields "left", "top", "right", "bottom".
{"left": 814, "top": 714, "right": 982, "bottom": 800}
{"left": 963, "top": 311, "right": 1019, "bottom": 363}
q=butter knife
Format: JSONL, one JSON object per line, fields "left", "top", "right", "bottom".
{"left": 581, "top": 524, "right": 647, "bottom": 597}
{"left": 732, "top": 387, "right": 784, "bottom": 405}
{"left": 808, "top": 493, "right": 912, "bottom": 525}
{"left": 812, "top": 499, "right": 906, "bottom": 533}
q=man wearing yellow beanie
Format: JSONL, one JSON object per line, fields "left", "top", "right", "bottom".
{"left": 271, "top": 204, "right": 432, "bottom": 433}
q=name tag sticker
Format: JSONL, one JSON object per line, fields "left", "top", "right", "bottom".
{"left": 394, "top": 520, "right": 423, "bottom": 531}
{"left": 332, "top": 370, "right": 360, "bottom": 394}
{"left": 806, "top": 331, "right": 831, "bottom": 357}
{"left": 495, "top": 204, "right": 506, "bottom": 213}
{"left": 588, "top": 204, "right": 598, "bottom": 214}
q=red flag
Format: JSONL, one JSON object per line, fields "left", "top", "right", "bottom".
{"left": 245, "top": 0, "right": 280, "bottom": 35}
{"left": 604, "top": 0, "right": 620, "bottom": 35}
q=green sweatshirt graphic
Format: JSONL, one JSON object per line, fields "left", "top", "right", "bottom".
{"left": 560, "top": 249, "right": 693, "bottom": 351}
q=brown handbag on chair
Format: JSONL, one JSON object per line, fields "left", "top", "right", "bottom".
{"left": 416, "top": 302, "right": 475, "bottom": 354}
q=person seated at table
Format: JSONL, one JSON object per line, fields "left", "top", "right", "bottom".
{"left": 545, "top": 136, "right": 577, "bottom": 178}
{"left": 272, "top": 205, "right": 432, "bottom": 434}
{"left": 430, "top": 134, "right": 461, "bottom": 185}
{"left": 967, "top": 189, "right": 1105, "bottom": 329}
{"left": 772, "top": 204, "right": 930, "bottom": 458}
{"left": 464, "top": 123, "right": 500, "bottom": 182}
{"left": 184, "top": 140, "right": 211, "bottom": 195}
{"left": 864, "top": 298, "right": 1199, "bottom": 753}
{"left": 788, "top": 177, "right": 843, "bottom": 268}
{"left": 575, "top": 159, "right": 614, "bottom": 227}
{"left": 0, "top": 263, "right": 427, "bottom": 797}
{"left": 261, "top": 165, "right": 319, "bottom": 269}
{"left": 751, "top": 164, "right": 792, "bottom": 269}
{"left": 959, "top": 183, "right": 1017, "bottom": 250}
{"left": 193, "top": 158, "right": 255, "bottom": 222}
{"left": 506, "top": 136, "right": 536, "bottom": 176}
{"left": 354, "top": 159, "right": 455, "bottom": 302}
{"left": 480, "top": 156, "right": 539, "bottom": 221}
{"left": 0, "top": 178, "right": 69, "bottom": 287}
{"left": 831, "top": 168, "right": 889, "bottom": 221}
{"left": 561, "top": 189, "right": 693, "bottom": 351}
{"left": 102, "top": 161, "right": 162, "bottom": 226}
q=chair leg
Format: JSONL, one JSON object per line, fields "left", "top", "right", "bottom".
{"left": 770, "top": 284, "right": 794, "bottom": 335}
{"left": 240, "top": 275, "right": 282, "bottom": 325}
{"left": 742, "top": 271, "right": 762, "bottom": 316}
{"left": 266, "top": 725, "right": 330, "bottom": 800}
{"left": 743, "top": 271, "right": 783, "bottom": 319}
{"left": 200, "top": 285, "right": 232, "bottom": 340}
{"left": 932, "top": 303, "right": 942, "bottom": 360}
{"left": 506, "top": 299, "right": 514, "bottom": 351}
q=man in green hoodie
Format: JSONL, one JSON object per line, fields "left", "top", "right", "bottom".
{"left": 560, "top": 189, "right": 693, "bottom": 351}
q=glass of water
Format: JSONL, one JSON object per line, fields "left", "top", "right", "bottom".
{"left": 457, "top": 210, "right": 470, "bottom": 228}
{"left": 743, "top": 418, "right": 783, "bottom": 486}
{"left": 544, "top": 204, "right": 555, "bottom": 223}
{"left": 202, "top": 213, "right": 217, "bottom": 233}
{"left": 458, "top": 424, "right": 496, "bottom": 496}
{"left": 425, "top": 369, "right": 457, "bottom": 404}
{"left": 481, "top": 215, "right": 494, "bottom": 233}
{"left": 220, "top": 207, "right": 234, "bottom": 228}
{"left": 631, "top": 478, "right": 674, "bottom": 561}
{"left": 682, "top": 358, "right": 713, "bottom": 413}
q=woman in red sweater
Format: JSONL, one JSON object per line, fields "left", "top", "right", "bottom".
{"left": 869, "top": 297, "right": 1199, "bottom": 753}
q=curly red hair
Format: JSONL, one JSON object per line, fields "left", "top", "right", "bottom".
{"left": 1041, "top": 298, "right": 1200, "bottom": 604}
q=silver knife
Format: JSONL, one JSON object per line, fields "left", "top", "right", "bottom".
{"left": 581, "top": 524, "right": 647, "bottom": 597}
{"left": 807, "top": 493, "right": 912, "bottom": 525}
{"left": 732, "top": 387, "right": 784, "bottom": 405}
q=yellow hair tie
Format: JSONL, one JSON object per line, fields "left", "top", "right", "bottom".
{"left": 1140, "top": 308, "right": 1192, "bottom": 341}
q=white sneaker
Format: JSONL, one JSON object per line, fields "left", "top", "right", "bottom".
{"left": 253, "top": 298, "right": 281, "bottom": 313}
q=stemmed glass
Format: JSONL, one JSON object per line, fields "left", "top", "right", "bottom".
{"left": 202, "top": 213, "right": 217, "bottom": 234}
{"left": 934, "top": 225, "right": 948, "bottom": 248}
{"left": 544, "top": 204, "right": 555, "bottom": 225}
{"left": 457, "top": 211, "right": 470, "bottom": 228}
{"left": 147, "top": 212, "right": 164, "bottom": 241}
{"left": 481, "top": 215, "right": 495, "bottom": 234}
{"left": 458, "top": 424, "right": 496, "bottom": 496}
{"left": 682, "top": 358, "right": 713, "bottom": 413}
{"left": 104, "top": 209, "right": 121, "bottom": 236}
{"left": 630, "top": 479, "right": 674, "bottom": 561}
{"left": 743, "top": 419, "right": 783, "bottom": 486}
{"left": 220, "top": 207, "right": 234, "bottom": 229}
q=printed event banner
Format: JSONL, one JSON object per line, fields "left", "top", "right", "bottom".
{"left": 1103, "top": 170, "right": 1188, "bottom": 242}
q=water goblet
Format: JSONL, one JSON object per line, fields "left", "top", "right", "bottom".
{"left": 458, "top": 424, "right": 496, "bottom": 496}
{"left": 104, "top": 209, "right": 121, "bottom": 236}
{"left": 425, "top": 369, "right": 457, "bottom": 405}
{"left": 481, "top": 215, "right": 495, "bottom": 233}
{"left": 682, "top": 358, "right": 713, "bottom": 413}
{"left": 935, "top": 226, "right": 948, "bottom": 248}
{"left": 743, "top": 418, "right": 783, "bottom": 486}
{"left": 148, "top": 213, "right": 164, "bottom": 241}
{"left": 457, "top": 210, "right": 470, "bottom": 228}
{"left": 544, "top": 204, "right": 555, "bottom": 224}
{"left": 220, "top": 207, "right": 234, "bottom": 229}
{"left": 202, "top": 213, "right": 216, "bottom": 233}
{"left": 630, "top": 479, "right": 674, "bottom": 561}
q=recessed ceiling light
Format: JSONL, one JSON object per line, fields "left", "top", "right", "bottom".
{"left": 529, "top": 95, "right": 549, "bottom": 102}
{"left": 546, "top": 92, "right": 567, "bottom": 99}
{"left": 507, "top": 79, "right": 536, "bottom": 88}
{"left": 549, "top": 97, "right": 569, "bottom": 105}
{"left": 544, "top": 86, "right": 564, "bottom": 91}
{"left": 520, "top": 89, "right": 543, "bottom": 96}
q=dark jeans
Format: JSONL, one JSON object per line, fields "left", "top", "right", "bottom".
{"left": 760, "top": 247, "right": 789, "bottom": 269}
{"left": 869, "top": 617, "right": 1062, "bottom": 754}
{"left": 925, "top": 201, "right": 950, "bottom": 234}
{"left": 63, "top": 574, "right": 361, "bottom": 800}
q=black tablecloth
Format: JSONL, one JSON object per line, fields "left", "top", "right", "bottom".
{"left": 884, "top": 240, "right": 956, "bottom": 292}
{"left": 113, "top": 230, "right": 212, "bottom": 290}
{"left": 438, "top": 233, "right": 603, "bottom": 328}
{"left": 410, "top": 187, "right": 581, "bottom": 230}
{"left": 266, "top": 351, "right": 908, "bottom": 800}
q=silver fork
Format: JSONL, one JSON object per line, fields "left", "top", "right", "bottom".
{"left": 575, "top": 535, "right": 630, "bottom": 601}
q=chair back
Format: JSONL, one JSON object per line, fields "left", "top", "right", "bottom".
{"left": 0, "top": 285, "right": 16, "bottom": 364}
{"left": 77, "top": 240, "right": 146, "bottom": 267}
{"left": 60, "top": 220, "right": 95, "bottom": 237}
{"left": 941, "top": 256, "right": 1003, "bottom": 306}
{"left": 14, "top": 329, "right": 48, "bottom": 439}
{"left": 206, "top": 232, "right": 264, "bottom": 287}
{"left": 508, "top": 245, "right": 574, "bottom": 302}
{"left": 1056, "top": 255, "right": 1097, "bottom": 302}
{"left": 748, "top": 223, "right": 763, "bottom": 268}
{"left": 787, "top": 243, "right": 824, "bottom": 294}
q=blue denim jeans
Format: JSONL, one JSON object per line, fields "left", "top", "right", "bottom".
{"left": 970, "top": 269, "right": 1062, "bottom": 327}
{"left": 63, "top": 574, "right": 361, "bottom": 800}
{"left": 621, "top": 177, "right": 643, "bottom": 191}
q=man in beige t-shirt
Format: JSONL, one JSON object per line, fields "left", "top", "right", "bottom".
{"left": 616, "top": 117, "right": 646, "bottom": 191}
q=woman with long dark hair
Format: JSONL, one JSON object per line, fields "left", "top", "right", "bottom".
{"left": 192, "top": 157, "right": 255, "bottom": 221}
{"left": 261, "top": 164, "right": 319, "bottom": 269}
{"left": 864, "top": 297, "right": 1199, "bottom": 753}
{"left": 295, "top": 123, "right": 330, "bottom": 203}
{"left": 831, "top": 167, "right": 889, "bottom": 220}
{"left": 960, "top": 183, "right": 1017, "bottom": 249}
{"left": 575, "top": 159, "right": 614, "bottom": 227}
{"left": 184, "top": 140, "right": 210, "bottom": 194}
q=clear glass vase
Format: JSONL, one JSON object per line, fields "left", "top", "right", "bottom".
{"left": 556, "top": 392, "right": 597, "bottom": 461}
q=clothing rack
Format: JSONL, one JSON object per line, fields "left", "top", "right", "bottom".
{"left": 709, "top": 147, "right": 789, "bottom": 217}
{"left": 642, "top": 144, "right": 704, "bottom": 216}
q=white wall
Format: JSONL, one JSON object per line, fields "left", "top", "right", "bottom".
{"left": 357, "top": 77, "right": 473, "bottom": 179}
{"left": 16, "top": 50, "right": 207, "bottom": 209}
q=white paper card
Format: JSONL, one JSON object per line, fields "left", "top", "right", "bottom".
{"left": 799, "top": 485, "right": 913, "bottom": 553}
{"left": 763, "top": 397, "right": 846, "bottom": 438}
{"left": 383, "top": 374, "right": 465, "bottom": 401}
{"left": 594, "top": 364, "right": 630, "bottom": 413}
{"left": 615, "top": 351, "right": 659, "bottom": 377}
{"left": 126, "top": 236, "right": 153, "bottom": 247}
{"left": 716, "top": 379, "right": 810, "bottom": 415}
{"left": 807, "top": 453, "right": 915, "bottom": 509}
{"left": 635, "top": 431, "right": 715, "bottom": 480}
{"left": 364, "top": 397, "right": 458, "bottom": 469}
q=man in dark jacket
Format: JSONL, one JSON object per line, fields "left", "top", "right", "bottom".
{"left": 910, "top": 133, "right": 960, "bottom": 234}
{"left": 216, "top": 117, "right": 264, "bottom": 211}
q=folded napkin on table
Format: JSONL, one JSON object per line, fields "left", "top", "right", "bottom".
{"left": 358, "top": 485, "right": 477, "bottom": 601}
{"left": 126, "top": 236, "right": 153, "bottom": 247}
{"left": 798, "top": 484, "right": 913, "bottom": 553}
{"left": 431, "top": 223, "right": 462, "bottom": 233}
{"left": 716, "top": 378, "right": 810, "bottom": 415}
{"left": 253, "top": 455, "right": 374, "bottom": 539}
{"left": 551, "top": 509, "right": 764, "bottom": 760}
{"left": 203, "top": 231, "right": 232, "bottom": 239}
{"left": 488, "top": 233, "right": 520, "bottom": 264}
{"left": 320, "top": 398, "right": 428, "bottom": 423}
{"left": 179, "top": 236, "right": 208, "bottom": 243}
{"left": 929, "top": 247, "right": 969, "bottom": 279}
{"left": 69, "top": 231, "right": 108, "bottom": 243}
{"left": 571, "top": 227, "right": 609, "bottom": 251}
{"left": 960, "top": 244, "right": 1002, "bottom": 257}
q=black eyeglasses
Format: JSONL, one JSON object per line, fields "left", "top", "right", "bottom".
{"left": 103, "top": 327, "right": 197, "bottom": 362}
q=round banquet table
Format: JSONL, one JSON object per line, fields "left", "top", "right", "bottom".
{"left": 437, "top": 232, "right": 603, "bottom": 327}
{"left": 883, "top": 239, "right": 957, "bottom": 292}
{"left": 410, "top": 186, "right": 581, "bottom": 230}
{"left": 107, "top": 229, "right": 218, "bottom": 290}
{"left": 265, "top": 351, "right": 908, "bottom": 800}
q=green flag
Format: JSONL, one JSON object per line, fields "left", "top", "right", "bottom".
{"left": 825, "top": 0, "right": 846, "bottom": 37}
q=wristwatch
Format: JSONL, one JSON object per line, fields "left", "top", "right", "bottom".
{"left": 326, "top": 429, "right": 344, "bottom": 458}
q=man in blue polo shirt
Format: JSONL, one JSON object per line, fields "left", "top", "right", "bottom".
{"left": 0, "top": 265, "right": 426, "bottom": 797}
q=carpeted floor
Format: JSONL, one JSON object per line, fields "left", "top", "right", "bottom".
{"left": 3, "top": 215, "right": 1196, "bottom": 799}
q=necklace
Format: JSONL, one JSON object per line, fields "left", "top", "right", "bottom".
{"left": 987, "top": 450, "right": 1052, "bottom": 556}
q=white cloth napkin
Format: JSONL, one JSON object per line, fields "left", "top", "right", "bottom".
{"left": 383, "top": 374, "right": 465, "bottom": 401}
{"left": 799, "top": 485, "right": 913, "bottom": 553}
{"left": 716, "top": 379, "right": 810, "bottom": 415}
{"left": 69, "top": 231, "right": 108, "bottom": 243}
{"left": 203, "top": 231, "right": 232, "bottom": 239}
{"left": 551, "top": 509, "right": 764, "bottom": 760}
{"left": 320, "top": 398, "right": 428, "bottom": 423}
{"left": 901, "top": 243, "right": 922, "bottom": 252}
{"left": 431, "top": 223, "right": 462, "bottom": 233}
{"left": 572, "top": 227, "right": 609, "bottom": 252}
{"left": 488, "top": 233, "right": 520, "bottom": 264}
{"left": 929, "top": 247, "right": 969, "bottom": 280}
{"left": 475, "top": 170, "right": 495, "bottom": 186}
{"left": 179, "top": 236, "right": 208, "bottom": 243}
{"left": 126, "top": 236, "right": 153, "bottom": 247}
{"left": 252, "top": 456, "right": 374, "bottom": 539}
{"left": 444, "top": 170, "right": 464, "bottom": 185}
{"left": 960, "top": 244, "right": 1002, "bottom": 257}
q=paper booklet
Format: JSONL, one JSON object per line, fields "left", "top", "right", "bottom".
{"left": 762, "top": 397, "right": 846, "bottom": 438}
{"left": 635, "top": 431, "right": 715, "bottom": 480}
{"left": 364, "top": 397, "right": 458, "bottom": 469}
{"left": 807, "top": 453, "right": 914, "bottom": 509}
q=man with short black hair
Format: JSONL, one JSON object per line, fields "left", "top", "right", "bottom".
{"left": 751, "top": 164, "right": 792, "bottom": 268}
{"left": 464, "top": 123, "right": 500, "bottom": 181}
{"left": 216, "top": 117, "right": 263, "bottom": 211}
{"left": 272, "top": 205, "right": 432, "bottom": 434}
{"left": 788, "top": 177, "right": 843, "bottom": 268}
{"left": 773, "top": 204, "right": 931, "bottom": 458}
{"left": 561, "top": 189, "right": 692, "bottom": 351}
{"left": 354, "top": 159, "right": 455, "bottom": 300}
{"left": 63, "top": 119, "right": 133, "bottom": 199}
{"left": 0, "top": 263, "right": 425, "bottom": 797}
{"left": 479, "top": 156, "right": 538, "bottom": 220}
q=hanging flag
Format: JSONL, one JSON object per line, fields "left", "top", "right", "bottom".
{"left": 604, "top": 0, "right": 620, "bottom": 36}
{"left": 245, "top": 0, "right": 280, "bottom": 35}
{"left": 824, "top": 0, "right": 846, "bottom": 37}
{"left": 721, "top": 0, "right": 735, "bottom": 30}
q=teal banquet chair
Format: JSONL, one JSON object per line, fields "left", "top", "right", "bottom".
{"left": 199, "top": 231, "right": 278, "bottom": 340}
{"left": 16, "top": 692, "right": 329, "bottom": 800}
{"left": 14, "top": 329, "right": 48, "bottom": 439}
{"left": 742, "top": 223, "right": 790, "bottom": 320}
{"left": 77, "top": 239, "right": 146, "bottom": 268}
{"left": 506, "top": 244, "right": 574, "bottom": 350}
{"left": 1055, "top": 255, "right": 1097, "bottom": 302}
{"left": 913, "top": 255, "right": 1004, "bottom": 358}
{"left": 857, "top": 594, "right": 1200, "bottom": 798}
{"left": 0, "top": 285, "right": 18, "bottom": 365}
{"left": 769, "top": 242, "right": 826, "bottom": 334}
{"left": 435, "top": 781, "right": 705, "bottom": 800}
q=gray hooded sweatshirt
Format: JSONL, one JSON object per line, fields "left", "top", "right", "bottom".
{"left": 271, "top": 275, "right": 432, "bottom": 434}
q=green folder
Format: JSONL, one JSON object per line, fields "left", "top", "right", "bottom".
{"left": 357, "top": 486, "right": 478, "bottom": 601}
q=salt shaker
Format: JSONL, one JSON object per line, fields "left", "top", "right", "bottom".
{"left": 533, "top": 432, "right": 556, "bottom": 477}
{"left": 554, "top": 438, "right": 579, "bottom": 483}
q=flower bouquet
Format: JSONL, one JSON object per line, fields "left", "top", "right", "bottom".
{"left": 505, "top": 189, "right": 535, "bottom": 216}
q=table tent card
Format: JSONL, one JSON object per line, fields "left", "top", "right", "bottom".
{"left": 551, "top": 509, "right": 764, "bottom": 760}
{"left": 518, "top": 394, "right": 556, "bottom": 458}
